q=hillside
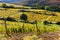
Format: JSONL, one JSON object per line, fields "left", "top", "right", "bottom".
{"left": 8, "top": 0, "right": 60, "bottom": 12}
{"left": 0, "top": 3, "right": 60, "bottom": 22}
{"left": 0, "top": 0, "right": 60, "bottom": 12}
{"left": 13, "top": 0, "right": 60, "bottom": 6}
{"left": 0, "top": 2, "right": 60, "bottom": 40}
{"left": 1, "top": 0, "right": 60, "bottom": 6}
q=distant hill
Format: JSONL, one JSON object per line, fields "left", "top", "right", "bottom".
{"left": 12, "top": 0, "right": 60, "bottom": 12}
{"left": 0, "top": 0, "right": 60, "bottom": 6}
{"left": 22, "top": 0, "right": 60, "bottom": 7}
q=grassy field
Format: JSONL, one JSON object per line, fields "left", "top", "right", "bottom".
{"left": 0, "top": 3, "right": 60, "bottom": 40}
{"left": 0, "top": 8, "right": 60, "bottom": 22}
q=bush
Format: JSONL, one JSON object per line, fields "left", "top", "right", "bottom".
{"left": 7, "top": 5, "right": 14, "bottom": 8}
{"left": 7, "top": 17, "right": 16, "bottom": 21}
{"left": 50, "top": 14, "right": 57, "bottom": 16}
{"left": 45, "top": 6, "right": 51, "bottom": 11}
{"left": 20, "top": 14, "right": 27, "bottom": 22}
{"left": 2, "top": 4, "right": 7, "bottom": 8}
{"left": 56, "top": 22, "right": 60, "bottom": 25}
{"left": 2, "top": 3, "right": 14, "bottom": 8}
{"left": 43, "top": 20, "right": 53, "bottom": 25}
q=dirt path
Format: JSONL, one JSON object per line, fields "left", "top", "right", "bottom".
{"left": 1, "top": 31, "right": 60, "bottom": 40}
{"left": 39, "top": 31, "right": 60, "bottom": 40}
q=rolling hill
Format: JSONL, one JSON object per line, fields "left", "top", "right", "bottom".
{"left": 0, "top": 0, "right": 60, "bottom": 7}
{"left": 24, "top": 0, "right": 60, "bottom": 7}
{"left": 8, "top": 0, "right": 60, "bottom": 6}
{"left": 0, "top": 2, "right": 60, "bottom": 40}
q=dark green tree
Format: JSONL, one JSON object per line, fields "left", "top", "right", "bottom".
{"left": 2, "top": 3, "right": 7, "bottom": 8}
{"left": 45, "top": 6, "right": 51, "bottom": 11}
{"left": 20, "top": 14, "right": 27, "bottom": 22}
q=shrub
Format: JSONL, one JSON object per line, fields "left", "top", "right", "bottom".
{"left": 2, "top": 3, "right": 7, "bottom": 8}
{"left": 7, "top": 5, "right": 14, "bottom": 8}
{"left": 20, "top": 14, "right": 28, "bottom": 22}
{"left": 45, "top": 6, "right": 51, "bottom": 11}
{"left": 2, "top": 3, "right": 14, "bottom": 8}
{"left": 43, "top": 20, "right": 53, "bottom": 25}
{"left": 7, "top": 17, "right": 16, "bottom": 21}
{"left": 56, "top": 22, "right": 60, "bottom": 25}
{"left": 50, "top": 14, "right": 57, "bottom": 16}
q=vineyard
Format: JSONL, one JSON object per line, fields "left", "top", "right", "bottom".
{"left": 0, "top": 3, "right": 60, "bottom": 40}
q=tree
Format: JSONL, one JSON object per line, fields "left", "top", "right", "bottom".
{"left": 56, "top": 22, "right": 60, "bottom": 25}
{"left": 43, "top": 20, "right": 53, "bottom": 25}
{"left": 20, "top": 14, "right": 27, "bottom": 22}
{"left": 45, "top": 6, "right": 51, "bottom": 11}
{"left": 7, "top": 17, "right": 16, "bottom": 21}
{"left": 2, "top": 4, "right": 7, "bottom": 8}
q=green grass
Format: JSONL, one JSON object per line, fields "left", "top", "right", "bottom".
{"left": 0, "top": 20, "right": 60, "bottom": 34}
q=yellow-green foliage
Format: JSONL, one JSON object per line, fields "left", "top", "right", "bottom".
{"left": 0, "top": 20, "right": 60, "bottom": 34}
